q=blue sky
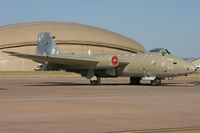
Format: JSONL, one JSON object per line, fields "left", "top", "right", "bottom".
{"left": 0, "top": 0, "right": 199, "bottom": 58}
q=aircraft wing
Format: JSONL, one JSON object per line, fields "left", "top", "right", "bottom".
{"left": 3, "top": 51, "right": 99, "bottom": 69}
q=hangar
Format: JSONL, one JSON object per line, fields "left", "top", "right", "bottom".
{"left": 0, "top": 22, "right": 146, "bottom": 71}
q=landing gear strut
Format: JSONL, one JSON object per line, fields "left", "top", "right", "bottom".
{"left": 90, "top": 76, "right": 101, "bottom": 85}
{"left": 151, "top": 78, "right": 161, "bottom": 86}
{"left": 130, "top": 77, "right": 141, "bottom": 85}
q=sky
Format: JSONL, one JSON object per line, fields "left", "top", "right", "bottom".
{"left": 0, "top": 0, "right": 199, "bottom": 58}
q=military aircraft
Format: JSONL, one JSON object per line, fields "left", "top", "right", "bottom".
{"left": 4, "top": 32, "right": 196, "bottom": 86}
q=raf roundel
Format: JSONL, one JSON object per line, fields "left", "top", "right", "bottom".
{"left": 112, "top": 56, "right": 119, "bottom": 66}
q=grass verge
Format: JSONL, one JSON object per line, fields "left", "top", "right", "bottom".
{"left": 0, "top": 71, "right": 81, "bottom": 78}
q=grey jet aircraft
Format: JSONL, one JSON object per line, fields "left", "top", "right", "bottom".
{"left": 4, "top": 32, "right": 196, "bottom": 86}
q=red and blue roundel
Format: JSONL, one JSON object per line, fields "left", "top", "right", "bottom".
{"left": 112, "top": 56, "right": 119, "bottom": 66}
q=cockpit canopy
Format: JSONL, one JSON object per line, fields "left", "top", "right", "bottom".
{"left": 149, "top": 48, "right": 171, "bottom": 56}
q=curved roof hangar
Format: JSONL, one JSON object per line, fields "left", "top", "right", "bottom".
{"left": 0, "top": 22, "right": 146, "bottom": 53}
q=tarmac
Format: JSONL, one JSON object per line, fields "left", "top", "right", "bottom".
{"left": 0, "top": 77, "right": 200, "bottom": 133}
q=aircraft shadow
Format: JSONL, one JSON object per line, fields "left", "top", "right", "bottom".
{"left": 24, "top": 82, "right": 185, "bottom": 87}
{"left": 0, "top": 88, "right": 8, "bottom": 90}
{"left": 25, "top": 82, "right": 129, "bottom": 86}
{"left": 188, "top": 81, "right": 200, "bottom": 86}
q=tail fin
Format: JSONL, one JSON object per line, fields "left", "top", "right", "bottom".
{"left": 36, "top": 32, "right": 61, "bottom": 56}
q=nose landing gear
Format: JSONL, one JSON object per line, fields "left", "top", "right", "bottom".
{"left": 151, "top": 78, "right": 161, "bottom": 86}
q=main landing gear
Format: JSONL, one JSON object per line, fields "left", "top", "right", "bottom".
{"left": 130, "top": 77, "right": 141, "bottom": 85}
{"left": 151, "top": 78, "right": 161, "bottom": 86}
{"left": 90, "top": 76, "right": 101, "bottom": 85}
{"left": 89, "top": 76, "right": 161, "bottom": 86}
{"left": 130, "top": 77, "right": 162, "bottom": 86}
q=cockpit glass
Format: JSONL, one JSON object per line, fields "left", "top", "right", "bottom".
{"left": 149, "top": 48, "right": 162, "bottom": 52}
{"left": 165, "top": 49, "right": 171, "bottom": 54}
{"left": 149, "top": 48, "right": 171, "bottom": 55}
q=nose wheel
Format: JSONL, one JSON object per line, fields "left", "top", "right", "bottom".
{"left": 151, "top": 78, "right": 161, "bottom": 86}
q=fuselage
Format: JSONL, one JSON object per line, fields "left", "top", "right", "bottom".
{"left": 42, "top": 52, "right": 195, "bottom": 79}
{"left": 85, "top": 52, "right": 196, "bottom": 78}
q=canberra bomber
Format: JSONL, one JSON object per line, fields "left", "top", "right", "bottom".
{"left": 4, "top": 32, "right": 196, "bottom": 86}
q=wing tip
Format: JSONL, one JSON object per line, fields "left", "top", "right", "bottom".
{"left": 2, "top": 51, "right": 21, "bottom": 56}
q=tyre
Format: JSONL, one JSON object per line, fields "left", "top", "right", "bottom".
{"left": 130, "top": 77, "right": 141, "bottom": 85}
{"left": 151, "top": 78, "right": 161, "bottom": 86}
{"left": 90, "top": 76, "right": 101, "bottom": 85}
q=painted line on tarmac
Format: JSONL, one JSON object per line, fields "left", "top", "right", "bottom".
{"left": 112, "top": 127, "right": 200, "bottom": 133}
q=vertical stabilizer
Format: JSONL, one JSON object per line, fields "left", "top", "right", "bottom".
{"left": 36, "top": 32, "right": 61, "bottom": 56}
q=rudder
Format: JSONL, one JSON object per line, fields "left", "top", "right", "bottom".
{"left": 36, "top": 32, "right": 61, "bottom": 56}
